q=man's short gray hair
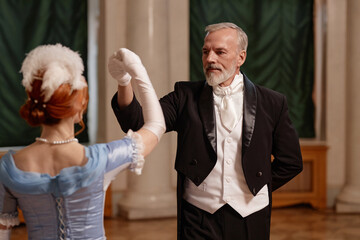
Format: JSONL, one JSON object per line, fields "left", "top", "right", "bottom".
{"left": 205, "top": 22, "right": 248, "bottom": 51}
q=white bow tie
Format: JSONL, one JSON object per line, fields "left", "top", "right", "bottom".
{"left": 213, "top": 79, "right": 244, "bottom": 131}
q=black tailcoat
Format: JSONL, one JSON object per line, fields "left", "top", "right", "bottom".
{"left": 112, "top": 74, "right": 303, "bottom": 239}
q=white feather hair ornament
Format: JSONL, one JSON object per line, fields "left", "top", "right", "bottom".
{"left": 20, "top": 44, "right": 87, "bottom": 102}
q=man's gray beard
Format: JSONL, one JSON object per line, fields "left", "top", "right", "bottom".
{"left": 204, "top": 63, "right": 237, "bottom": 86}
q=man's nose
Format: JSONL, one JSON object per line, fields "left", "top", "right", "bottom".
{"left": 206, "top": 51, "right": 216, "bottom": 63}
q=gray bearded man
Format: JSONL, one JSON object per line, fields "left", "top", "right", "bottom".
{"left": 109, "top": 22, "right": 303, "bottom": 240}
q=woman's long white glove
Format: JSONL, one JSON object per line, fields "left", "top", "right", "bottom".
{"left": 0, "top": 229, "right": 11, "bottom": 240}
{"left": 108, "top": 48, "right": 165, "bottom": 141}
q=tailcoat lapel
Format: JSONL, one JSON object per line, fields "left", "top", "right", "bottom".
{"left": 198, "top": 82, "right": 217, "bottom": 155}
{"left": 198, "top": 75, "right": 256, "bottom": 157}
{"left": 242, "top": 74, "right": 257, "bottom": 156}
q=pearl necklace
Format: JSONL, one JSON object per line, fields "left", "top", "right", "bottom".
{"left": 35, "top": 137, "right": 79, "bottom": 145}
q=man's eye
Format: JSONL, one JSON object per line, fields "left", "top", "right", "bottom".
{"left": 217, "top": 51, "right": 225, "bottom": 55}
{"left": 202, "top": 50, "right": 208, "bottom": 55}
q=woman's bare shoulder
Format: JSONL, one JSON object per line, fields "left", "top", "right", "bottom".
{"left": 12, "top": 142, "right": 86, "bottom": 175}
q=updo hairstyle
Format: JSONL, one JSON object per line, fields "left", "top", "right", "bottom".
{"left": 19, "top": 44, "right": 89, "bottom": 135}
{"left": 20, "top": 77, "right": 89, "bottom": 134}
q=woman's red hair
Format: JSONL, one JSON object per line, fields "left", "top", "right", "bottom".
{"left": 20, "top": 79, "right": 89, "bottom": 135}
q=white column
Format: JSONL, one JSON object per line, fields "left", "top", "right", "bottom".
{"left": 336, "top": 0, "right": 360, "bottom": 213}
{"left": 117, "top": 0, "right": 177, "bottom": 219}
{"left": 325, "top": 0, "right": 348, "bottom": 206}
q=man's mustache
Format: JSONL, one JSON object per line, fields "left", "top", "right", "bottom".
{"left": 205, "top": 64, "right": 222, "bottom": 71}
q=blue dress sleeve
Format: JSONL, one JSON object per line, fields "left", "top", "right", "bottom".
{"left": 0, "top": 183, "right": 20, "bottom": 227}
{"left": 103, "top": 130, "right": 145, "bottom": 190}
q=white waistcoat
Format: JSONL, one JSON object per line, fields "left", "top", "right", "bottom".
{"left": 183, "top": 75, "right": 269, "bottom": 217}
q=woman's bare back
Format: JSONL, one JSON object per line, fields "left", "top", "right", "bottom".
{"left": 13, "top": 142, "right": 87, "bottom": 177}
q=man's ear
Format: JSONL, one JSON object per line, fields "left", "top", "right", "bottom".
{"left": 237, "top": 50, "right": 247, "bottom": 67}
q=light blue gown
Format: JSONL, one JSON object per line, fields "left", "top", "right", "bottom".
{"left": 0, "top": 134, "right": 143, "bottom": 240}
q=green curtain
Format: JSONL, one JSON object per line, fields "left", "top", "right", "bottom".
{"left": 190, "top": 0, "right": 315, "bottom": 138}
{"left": 0, "top": 0, "right": 88, "bottom": 147}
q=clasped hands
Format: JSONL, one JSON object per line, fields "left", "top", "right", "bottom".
{"left": 108, "top": 48, "right": 147, "bottom": 86}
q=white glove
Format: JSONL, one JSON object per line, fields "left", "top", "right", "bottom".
{"left": 0, "top": 229, "right": 11, "bottom": 240}
{"left": 116, "top": 48, "right": 165, "bottom": 141}
{"left": 108, "top": 51, "right": 132, "bottom": 86}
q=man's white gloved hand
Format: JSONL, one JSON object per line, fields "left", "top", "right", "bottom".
{"left": 0, "top": 229, "right": 11, "bottom": 240}
{"left": 116, "top": 48, "right": 165, "bottom": 141}
{"left": 108, "top": 51, "right": 132, "bottom": 86}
